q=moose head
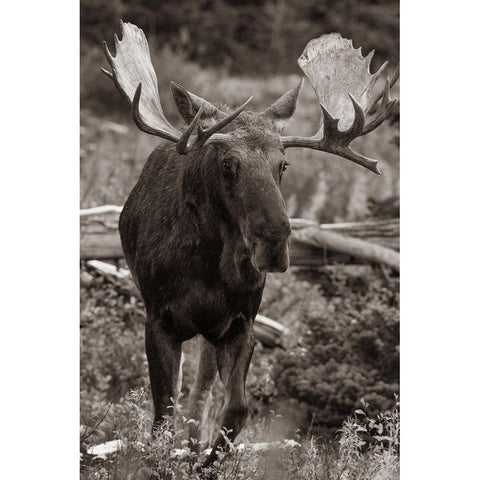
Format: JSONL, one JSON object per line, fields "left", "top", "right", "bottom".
{"left": 168, "top": 80, "right": 299, "bottom": 273}
{"left": 102, "top": 22, "right": 397, "bottom": 275}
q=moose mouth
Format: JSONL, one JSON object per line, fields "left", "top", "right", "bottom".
{"left": 248, "top": 241, "right": 289, "bottom": 273}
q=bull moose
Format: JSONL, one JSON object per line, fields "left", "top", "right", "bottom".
{"left": 102, "top": 21, "right": 397, "bottom": 470}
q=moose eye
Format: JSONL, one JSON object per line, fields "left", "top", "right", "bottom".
{"left": 222, "top": 160, "right": 231, "bottom": 171}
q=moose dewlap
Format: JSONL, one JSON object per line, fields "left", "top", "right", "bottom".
{"left": 102, "top": 21, "right": 397, "bottom": 471}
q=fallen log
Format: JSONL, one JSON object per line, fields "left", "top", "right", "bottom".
{"left": 80, "top": 205, "right": 123, "bottom": 217}
{"left": 80, "top": 206, "right": 399, "bottom": 271}
{"left": 86, "top": 438, "right": 300, "bottom": 460}
{"left": 292, "top": 226, "right": 399, "bottom": 271}
{"left": 291, "top": 218, "right": 400, "bottom": 250}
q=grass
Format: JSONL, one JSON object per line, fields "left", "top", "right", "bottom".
{"left": 80, "top": 386, "right": 399, "bottom": 480}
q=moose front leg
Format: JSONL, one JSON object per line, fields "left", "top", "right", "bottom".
{"left": 145, "top": 316, "right": 182, "bottom": 432}
{"left": 203, "top": 317, "right": 255, "bottom": 468}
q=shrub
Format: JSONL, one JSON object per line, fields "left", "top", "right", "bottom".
{"left": 264, "top": 267, "right": 399, "bottom": 436}
{"left": 80, "top": 262, "right": 148, "bottom": 433}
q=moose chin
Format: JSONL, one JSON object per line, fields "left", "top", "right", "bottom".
{"left": 102, "top": 20, "right": 397, "bottom": 474}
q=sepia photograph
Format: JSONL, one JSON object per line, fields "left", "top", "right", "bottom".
{"left": 80, "top": 1, "right": 399, "bottom": 478}
{"left": 6, "top": 2, "right": 480, "bottom": 480}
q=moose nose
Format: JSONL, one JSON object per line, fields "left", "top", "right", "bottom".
{"left": 247, "top": 214, "right": 291, "bottom": 243}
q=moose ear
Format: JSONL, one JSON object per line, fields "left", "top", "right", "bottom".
{"left": 170, "top": 81, "right": 224, "bottom": 125}
{"left": 263, "top": 79, "right": 303, "bottom": 131}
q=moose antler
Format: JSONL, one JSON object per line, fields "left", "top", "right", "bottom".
{"left": 281, "top": 33, "right": 398, "bottom": 174}
{"left": 102, "top": 21, "right": 252, "bottom": 154}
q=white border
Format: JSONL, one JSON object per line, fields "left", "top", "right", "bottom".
{"left": 1, "top": 1, "right": 79, "bottom": 478}
{"left": 401, "top": 1, "right": 480, "bottom": 478}
{"left": 2, "top": 1, "right": 480, "bottom": 478}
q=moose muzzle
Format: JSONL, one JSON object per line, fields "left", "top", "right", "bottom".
{"left": 250, "top": 239, "right": 290, "bottom": 273}
{"left": 245, "top": 215, "right": 291, "bottom": 273}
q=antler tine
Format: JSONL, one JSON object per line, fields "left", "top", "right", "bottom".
{"left": 280, "top": 136, "right": 380, "bottom": 174}
{"left": 341, "top": 149, "right": 380, "bottom": 175}
{"left": 177, "top": 105, "right": 205, "bottom": 154}
{"left": 101, "top": 67, "right": 114, "bottom": 80}
{"left": 319, "top": 103, "right": 340, "bottom": 138}
{"left": 131, "top": 84, "right": 179, "bottom": 142}
{"left": 198, "top": 96, "right": 253, "bottom": 139}
{"left": 281, "top": 33, "right": 398, "bottom": 175}
{"left": 362, "top": 77, "right": 397, "bottom": 136}
{"left": 367, "top": 64, "right": 399, "bottom": 116}
{"left": 344, "top": 94, "right": 366, "bottom": 139}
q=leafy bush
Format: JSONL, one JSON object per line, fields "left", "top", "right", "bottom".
{"left": 248, "top": 267, "right": 399, "bottom": 437}
{"left": 80, "top": 264, "right": 148, "bottom": 431}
